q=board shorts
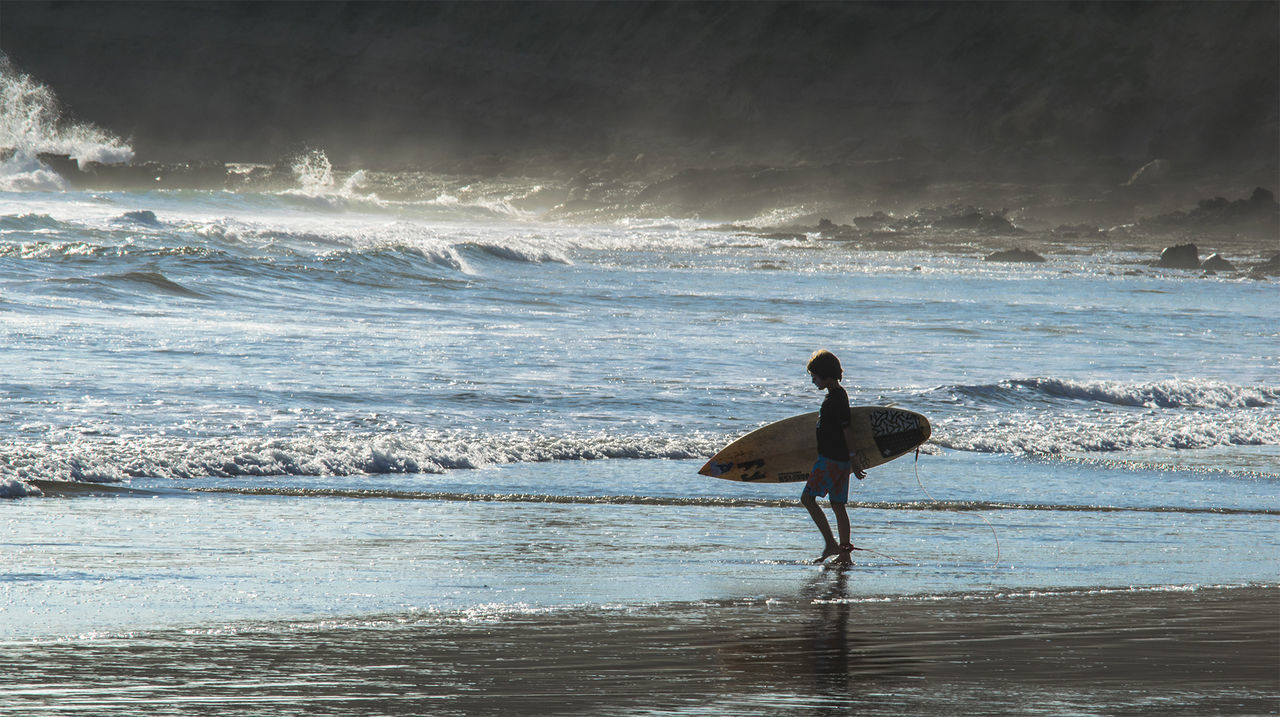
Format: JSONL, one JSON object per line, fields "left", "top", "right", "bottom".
{"left": 802, "top": 456, "right": 852, "bottom": 503}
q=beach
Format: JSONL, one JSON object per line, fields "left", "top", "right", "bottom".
{"left": 5, "top": 446, "right": 1278, "bottom": 714}
{"left": 2, "top": 5, "right": 1278, "bottom": 711}
{"left": 2, "top": 582, "right": 1274, "bottom": 715}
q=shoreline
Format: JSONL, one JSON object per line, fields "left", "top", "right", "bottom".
{"left": 2, "top": 584, "right": 1274, "bottom": 715}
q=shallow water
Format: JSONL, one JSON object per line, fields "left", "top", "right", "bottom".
{"left": 6, "top": 450, "right": 1276, "bottom": 642}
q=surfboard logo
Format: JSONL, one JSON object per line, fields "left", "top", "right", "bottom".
{"left": 869, "top": 410, "right": 926, "bottom": 458}
{"left": 701, "top": 458, "right": 767, "bottom": 480}
{"left": 701, "top": 460, "right": 734, "bottom": 477}
{"left": 731, "top": 458, "right": 766, "bottom": 481}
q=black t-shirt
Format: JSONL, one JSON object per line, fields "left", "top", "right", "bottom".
{"left": 816, "top": 384, "right": 851, "bottom": 461}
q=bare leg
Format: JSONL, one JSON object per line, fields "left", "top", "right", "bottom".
{"left": 831, "top": 502, "right": 852, "bottom": 564}
{"left": 802, "top": 493, "right": 840, "bottom": 562}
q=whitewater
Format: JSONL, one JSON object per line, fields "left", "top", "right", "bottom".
{"left": 0, "top": 60, "right": 1276, "bottom": 717}
{"left": 1, "top": 175, "right": 1275, "bottom": 491}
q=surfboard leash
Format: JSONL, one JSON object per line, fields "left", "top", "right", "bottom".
{"left": 848, "top": 545, "right": 912, "bottom": 566}
{"left": 914, "top": 447, "right": 1002, "bottom": 568}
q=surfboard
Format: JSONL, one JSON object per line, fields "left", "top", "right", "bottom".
{"left": 699, "top": 406, "right": 931, "bottom": 482}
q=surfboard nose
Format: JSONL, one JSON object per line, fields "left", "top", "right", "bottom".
{"left": 699, "top": 459, "right": 728, "bottom": 477}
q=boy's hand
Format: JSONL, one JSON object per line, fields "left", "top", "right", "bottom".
{"left": 854, "top": 468, "right": 867, "bottom": 481}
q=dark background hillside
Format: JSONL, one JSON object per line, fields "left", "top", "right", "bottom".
{"left": 2, "top": 1, "right": 1276, "bottom": 184}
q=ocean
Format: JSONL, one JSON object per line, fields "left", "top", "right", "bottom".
{"left": 2, "top": 78, "right": 1278, "bottom": 715}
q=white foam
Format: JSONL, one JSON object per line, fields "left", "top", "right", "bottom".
{"left": 0, "top": 477, "right": 42, "bottom": 499}
{"left": 935, "top": 406, "right": 1280, "bottom": 455}
{"left": 428, "top": 192, "right": 535, "bottom": 220}
{"left": 0, "top": 150, "right": 69, "bottom": 192}
{"left": 1011, "top": 377, "right": 1278, "bottom": 409}
{"left": 291, "top": 149, "right": 335, "bottom": 194}
{"left": 0, "top": 55, "right": 135, "bottom": 171}
{"left": 0, "top": 430, "right": 720, "bottom": 485}
{"left": 924, "top": 377, "right": 1280, "bottom": 455}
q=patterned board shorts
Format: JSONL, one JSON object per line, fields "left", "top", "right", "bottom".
{"left": 802, "top": 456, "right": 853, "bottom": 503}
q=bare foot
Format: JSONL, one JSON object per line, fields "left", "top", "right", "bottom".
{"left": 814, "top": 543, "right": 842, "bottom": 563}
{"left": 833, "top": 543, "right": 855, "bottom": 566}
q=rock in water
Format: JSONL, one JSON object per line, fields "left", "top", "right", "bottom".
{"left": 984, "top": 248, "right": 1046, "bottom": 263}
{"left": 1200, "top": 253, "right": 1236, "bottom": 272}
{"left": 1249, "top": 253, "right": 1280, "bottom": 276}
{"left": 1155, "top": 243, "right": 1200, "bottom": 270}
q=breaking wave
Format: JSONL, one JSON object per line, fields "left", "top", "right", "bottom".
{"left": 925, "top": 378, "right": 1280, "bottom": 454}
{"left": 950, "top": 378, "right": 1280, "bottom": 410}
{"left": 0, "top": 430, "right": 720, "bottom": 489}
{"left": 0, "top": 151, "right": 69, "bottom": 192}
{"left": 0, "top": 54, "right": 134, "bottom": 169}
{"left": 0, "top": 212, "right": 576, "bottom": 281}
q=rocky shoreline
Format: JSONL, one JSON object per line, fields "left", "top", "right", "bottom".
{"left": 713, "top": 187, "right": 1278, "bottom": 275}
{"left": 9, "top": 148, "right": 1276, "bottom": 276}
{"left": 11, "top": 150, "right": 297, "bottom": 192}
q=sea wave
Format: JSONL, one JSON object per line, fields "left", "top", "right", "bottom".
{"left": 0, "top": 55, "right": 135, "bottom": 169}
{"left": 461, "top": 239, "right": 572, "bottom": 265}
{"left": 1008, "top": 377, "right": 1277, "bottom": 409}
{"left": 0, "top": 240, "right": 220, "bottom": 264}
{"left": 0, "top": 151, "right": 70, "bottom": 192}
{"left": 0, "top": 212, "right": 65, "bottom": 231}
{"left": 910, "top": 377, "right": 1280, "bottom": 455}
{"left": 0, "top": 477, "right": 42, "bottom": 499}
{"left": 1, "top": 215, "right": 576, "bottom": 286}
{"left": 938, "top": 377, "right": 1278, "bottom": 410}
{"left": 932, "top": 405, "right": 1279, "bottom": 455}
{"left": 426, "top": 192, "right": 536, "bottom": 221}
{"left": 188, "top": 220, "right": 573, "bottom": 269}
{"left": 0, "top": 430, "right": 720, "bottom": 489}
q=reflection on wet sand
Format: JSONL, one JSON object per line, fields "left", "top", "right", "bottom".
{"left": 0, "top": 584, "right": 1274, "bottom": 715}
{"left": 716, "top": 568, "right": 923, "bottom": 695}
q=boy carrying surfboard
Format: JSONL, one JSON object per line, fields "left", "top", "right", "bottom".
{"left": 803, "top": 349, "right": 866, "bottom": 564}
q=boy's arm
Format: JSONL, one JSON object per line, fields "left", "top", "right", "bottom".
{"left": 842, "top": 417, "right": 865, "bottom": 479}
{"left": 842, "top": 402, "right": 864, "bottom": 479}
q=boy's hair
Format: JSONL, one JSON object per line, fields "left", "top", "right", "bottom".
{"left": 807, "top": 349, "right": 843, "bottom": 380}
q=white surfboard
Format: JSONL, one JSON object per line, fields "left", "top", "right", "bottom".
{"left": 699, "top": 406, "right": 931, "bottom": 482}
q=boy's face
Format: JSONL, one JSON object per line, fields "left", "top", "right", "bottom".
{"left": 810, "top": 372, "right": 833, "bottom": 390}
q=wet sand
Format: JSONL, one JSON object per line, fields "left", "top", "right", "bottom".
{"left": 2, "top": 584, "right": 1274, "bottom": 716}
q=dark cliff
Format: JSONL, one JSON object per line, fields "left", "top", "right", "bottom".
{"left": 2, "top": 1, "right": 1276, "bottom": 182}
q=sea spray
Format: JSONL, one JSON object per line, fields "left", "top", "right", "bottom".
{"left": 0, "top": 54, "right": 134, "bottom": 169}
{"left": 288, "top": 148, "right": 372, "bottom": 199}
{"left": 291, "top": 148, "right": 335, "bottom": 194}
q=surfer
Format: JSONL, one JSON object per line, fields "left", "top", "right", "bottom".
{"left": 802, "top": 349, "right": 865, "bottom": 564}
